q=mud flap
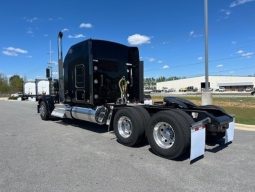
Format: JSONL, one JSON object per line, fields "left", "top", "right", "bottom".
{"left": 225, "top": 119, "right": 235, "bottom": 144}
{"left": 190, "top": 118, "right": 210, "bottom": 161}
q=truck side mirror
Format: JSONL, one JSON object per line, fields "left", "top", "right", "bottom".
{"left": 46, "top": 68, "right": 50, "bottom": 78}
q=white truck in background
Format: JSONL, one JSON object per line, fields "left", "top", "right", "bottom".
{"left": 23, "top": 79, "right": 50, "bottom": 100}
{"left": 36, "top": 79, "right": 50, "bottom": 95}
{"left": 24, "top": 81, "right": 36, "bottom": 95}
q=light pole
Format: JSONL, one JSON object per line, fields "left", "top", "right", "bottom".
{"left": 202, "top": 0, "right": 212, "bottom": 105}
{"left": 204, "top": 0, "right": 209, "bottom": 91}
{"left": 48, "top": 40, "right": 54, "bottom": 95}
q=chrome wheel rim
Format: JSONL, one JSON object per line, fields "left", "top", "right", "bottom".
{"left": 118, "top": 116, "right": 132, "bottom": 138}
{"left": 153, "top": 122, "right": 175, "bottom": 149}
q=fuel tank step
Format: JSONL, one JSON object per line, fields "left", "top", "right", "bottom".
{"left": 51, "top": 104, "right": 67, "bottom": 118}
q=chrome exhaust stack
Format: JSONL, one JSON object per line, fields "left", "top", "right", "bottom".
{"left": 57, "top": 31, "right": 64, "bottom": 102}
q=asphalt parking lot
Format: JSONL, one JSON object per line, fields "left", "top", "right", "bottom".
{"left": 0, "top": 101, "right": 254, "bottom": 192}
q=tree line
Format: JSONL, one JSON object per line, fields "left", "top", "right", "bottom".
{"left": 0, "top": 74, "right": 24, "bottom": 94}
{"left": 0, "top": 73, "right": 184, "bottom": 94}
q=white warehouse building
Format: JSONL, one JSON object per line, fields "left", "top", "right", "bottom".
{"left": 156, "top": 76, "right": 255, "bottom": 92}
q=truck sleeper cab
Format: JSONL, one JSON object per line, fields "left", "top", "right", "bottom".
{"left": 62, "top": 39, "right": 143, "bottom": 106}
{"left": 38, "top": 35, "right": 234, "bottom": 161}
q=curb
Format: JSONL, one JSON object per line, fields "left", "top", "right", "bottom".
{"left": 235, "top": 123, "right": 255, "bottom": 132}
{"left": 0, "top": 97, "right": 9, "bottom": 101}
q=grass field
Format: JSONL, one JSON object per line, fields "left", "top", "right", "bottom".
{"left": 152, "top": 96, "right": 255, "bottom": 125}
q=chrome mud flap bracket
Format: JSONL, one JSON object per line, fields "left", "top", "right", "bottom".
{"left": 190, "top": 118, "right": 210, "bottom": 161}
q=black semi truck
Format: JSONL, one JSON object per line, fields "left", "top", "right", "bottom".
{"left": 37, "top": 32, "right": 234, "bottom": 161}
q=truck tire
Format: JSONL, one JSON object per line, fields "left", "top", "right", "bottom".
{"left": 113, "top": 107, "right": 144, "bottom": 146}
{"left": 146, "top": 110, "right": 190, "bottom": 159}
{"left": 39, "top": 101, "right": 50, "bottom": 120}
{"left": 171, "top": 109, "right": 194, "bottom": 125}
{"left": 133, "top": 106, "right": 150, "bottom": 127}
{"left": 170, "top": 109, "right": 194, "bottom": 152}
{"left": 133, "top": 106, "right": 150, "bottom": 144}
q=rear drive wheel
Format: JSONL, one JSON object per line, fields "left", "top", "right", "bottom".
{"left": 133, "top": 106, "right": 150, "bottom": 144}
{"left": 170, "top": 109, "right": 194, "bottom": 152}
{"left": 146, "top": 110, "right": 190, "bottom": 159}
{"left": 113, "top": 107, "right": 144, "bottom": 146}
{"left": 171, "top": 109, "right": 194, "bottom": 125}
{"left": 39, "top": 101, "right": 50, "bottom": 120}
